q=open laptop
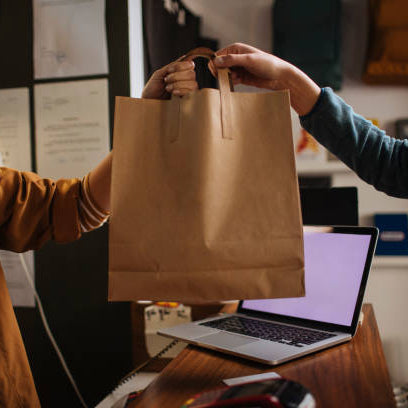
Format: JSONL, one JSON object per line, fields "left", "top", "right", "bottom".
{"left": 158, "top": 225, "right": 378, "bottom": 365}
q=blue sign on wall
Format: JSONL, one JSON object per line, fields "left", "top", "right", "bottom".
{"left": 374, "top": 213, "right": 408, "bottom": 255}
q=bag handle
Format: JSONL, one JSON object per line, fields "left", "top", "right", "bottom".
{"left": 180, "top": 47, "right": 233, "bottom": 140}
{"left": 181, "top": 47, "right": 233, "bottom": 91}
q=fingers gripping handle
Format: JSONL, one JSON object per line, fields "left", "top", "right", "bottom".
{"left": 181, "top": 47, "right": 234, "bottom": 91}
{"left": 181, "top": 47, "right": 233, "bottom": 140}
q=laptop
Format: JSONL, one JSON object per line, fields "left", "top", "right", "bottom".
{"left": 158, "top": 225, "right": 378, "bottom": 365}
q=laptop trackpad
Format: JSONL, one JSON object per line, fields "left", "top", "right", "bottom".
{"left": 198, "top": 332, "right": 258, "bottom": 348}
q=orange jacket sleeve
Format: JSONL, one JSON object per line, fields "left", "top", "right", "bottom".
{"left": 0, "top": 167, "right": 82, "bottom": 252}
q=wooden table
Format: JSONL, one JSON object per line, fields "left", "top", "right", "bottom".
{"left": 130, "top": 304, "right": 396, "bottom": 408}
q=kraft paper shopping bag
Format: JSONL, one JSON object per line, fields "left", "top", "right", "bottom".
{"left": 109, "top": 48, "right": 304, "bottom": 303}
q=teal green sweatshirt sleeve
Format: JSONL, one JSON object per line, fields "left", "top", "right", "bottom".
{"left": 300, "top": 87, "right": 408, "bottom": 198}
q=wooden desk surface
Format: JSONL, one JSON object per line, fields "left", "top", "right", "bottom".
{"left": 131, "top": 304, "right": 396, "bottom": 408}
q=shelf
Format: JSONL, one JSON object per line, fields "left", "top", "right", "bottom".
{"left": 372, "top": 256, "right": 408, "bottom": 269}
{"left": 296, "top": 160, "right": 350, "bottom": 175}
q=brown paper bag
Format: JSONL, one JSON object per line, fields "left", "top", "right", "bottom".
{"left": 109, "top": 49, "right": 304, "bottom": 303}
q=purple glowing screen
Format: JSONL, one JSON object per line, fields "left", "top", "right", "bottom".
{"left": 242, "top": 231, "right": 372, "bottom": 326}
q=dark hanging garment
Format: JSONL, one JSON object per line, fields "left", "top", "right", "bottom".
{"left": 142, "top": 0, "right": 217, "bottom": 88}
{"left": 273, "top": 0, "right": 342, "bottom": 90}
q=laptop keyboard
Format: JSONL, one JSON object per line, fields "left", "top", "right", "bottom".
{"left": 200, "top": 316, "right": 336, "bottom": 347}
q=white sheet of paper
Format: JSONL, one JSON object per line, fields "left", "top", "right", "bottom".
{"left": 1, "top": 251, "right": 35, "bottom": 308}
{"left": 223, "top": 372, "right": 281, "bottom": 386}
{"left": 0, "top": 88, "right": 32, "bottom": 171}
{"left": 33, "top": 0, "right": 109, "bottom": 79}
{"left": 0, "top": 88, "right": 35, "bottom": 307}
{"left": 144, "top": 304, "right": 190, "bottom": 358}
{"left": 34, "top": 79, "right": 110, "bottom": 179}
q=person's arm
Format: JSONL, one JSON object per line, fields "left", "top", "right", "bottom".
{"left": 300, "top": 88, "right": 408, "bottom": 198}
{"left": 86, "top": 59, "right": 198, "bottom": 214}
{"left": 214, "top": 42, "right": 408, "bottom": 198}
{"left": 0, "top": 168, "right": 82, "bottom": 251}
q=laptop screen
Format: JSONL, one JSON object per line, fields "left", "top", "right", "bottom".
{"left": 241, "top": 227, "right": 373, "bottom": 327}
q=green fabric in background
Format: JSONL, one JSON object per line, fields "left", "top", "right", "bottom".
{"left": 273, "top": 0, "right": 342, "bottom": 90}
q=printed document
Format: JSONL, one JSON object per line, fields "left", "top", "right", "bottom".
{"left": 33, "top": 0, "right": 109, "bottom": 79}
{"left": 0, "top": 88, "right": 32, "bottom": 171}
{"left": 34, "top": 79, "right": 110, "bottom": 179}
{"left": 0, "top": 103, "right": 34, "bottom": 306}
{"left": 1, "top": 251, "right": 35, "bottom": 308}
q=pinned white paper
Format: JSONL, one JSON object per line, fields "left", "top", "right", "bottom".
{"left": 33, "top": 0, "right": 109, "bottom": 79}
{"left": 0, "top": 88, "right": 32, "bottom": 171}
{"left": 34, "top": 79, "right": 110, "bottom": 179}
{"left": 1, "top": 250, "right": 35, "bottom": 308}
{"left": 0, "top": 89, "right": 35, "bottom": 307}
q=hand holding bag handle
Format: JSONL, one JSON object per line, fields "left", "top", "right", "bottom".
{"left": 181, "top": 47, "right": 233, "bottom": 140}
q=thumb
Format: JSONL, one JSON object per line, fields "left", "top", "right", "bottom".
{"left": 213, "top": 54, "right": 250, "bottom": 69}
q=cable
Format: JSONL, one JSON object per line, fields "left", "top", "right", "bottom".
{"left": 113, "top": 339, "right": 179, "bottom": 392}
{"left": 19, "top": 253, "right": 89, "bottom": 408}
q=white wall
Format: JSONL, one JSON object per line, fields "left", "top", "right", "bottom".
{"left": 128, "top": 0, "right": 144, "bottom": 97}
{"left": 184, "top": 0, "right": 408, "bottom": 384}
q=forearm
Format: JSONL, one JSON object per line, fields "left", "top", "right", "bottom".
{"left": 300, "top": 88, "right": 408, "bottom": 198}
{"left": 87, "top": 151, "right": 112, "bottom": 213}
{"left": 279, "top": 64, "right": 321, "bottom": 116}
{"left": 0, "top": 169, "right": 82, "bottom": 251}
